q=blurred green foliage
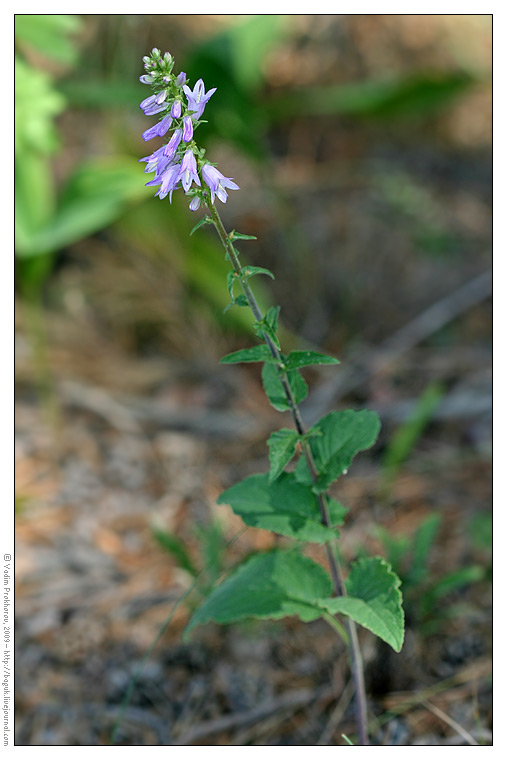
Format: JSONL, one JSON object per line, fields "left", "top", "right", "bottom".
{"left": 153, "top": 520, "right": 227, "bottom": 605}
{"left": 374, "top": 513, "right": 487, "bottom": 633}
{"left": 15, "top": 15, "right": 150, "bottom": 291}
{"left": 380, "top": 382, "right": 444, "bottom": 497}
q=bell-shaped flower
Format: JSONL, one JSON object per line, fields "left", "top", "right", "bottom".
{"left": 182, "top": 116, "right": 193, "bottom": 143}
{"left": 146, "top": 162, "right": 181, "bottom": 202}
{"left": 163, "top": 128, "right": 182, "bottom": 160}
{"left": 142, "top": 114, "right": 172, "bottom": 141}
{"left": 140, "top": 90, "right": 167, "bottom": 116}
{"left": 202, "top": 164, "right": 239, "bottom": 204}
{"left": 139, "top": 145, "right": 171, "bottom": 177}
{"left": 183, "top": 78, "right": 217, "bottom": 120}
{"left": 170, "top": 100, "right": 182, "bottom": 118}
{"left": 177, "top": 150, "right": 201, "bottom": 192}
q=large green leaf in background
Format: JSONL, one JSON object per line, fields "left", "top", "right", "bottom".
{"left": 319, "top": 557, "right": 405, "bottom": 652}
{"left": 295, "top": 410, "right": 381, "bottom": 493}
{"left": 185, "top": 551, "right": 333, "bottom": 636}
{"left": 15, "top": 15, "right": 82, "bottom": 65}
{"left": 16, "top": 159, "right": 151, "bottom": 257}
{"left": 217, "top": 473, "right": 346, "bottom": 543}
{"left": 266, "top": 71, "right": 474, "bottom": 122}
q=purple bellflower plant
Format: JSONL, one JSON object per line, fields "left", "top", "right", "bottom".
{"left": 135, "top": 49, "right": 405, "bottom": 748}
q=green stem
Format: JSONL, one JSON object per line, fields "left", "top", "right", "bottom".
{"left": 207, "top": 201, "right": 369, "bottom": 746}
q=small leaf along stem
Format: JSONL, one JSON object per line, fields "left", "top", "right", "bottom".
{"left": 207, "top": 200, "right": 370, "bottom": 746}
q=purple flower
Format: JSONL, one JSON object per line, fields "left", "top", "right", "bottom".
{"left": 142, "top": 114, "right": 172, "bottom": 141}
{"left": 170, "top": 100, "right": 182, "bottom": 118}
{"left": 139, "top": 145, "right": 171, "bottom": 177}
{"left": 146, "top": 162, "right": 181, "bottom": 202}
{"left": 175, "top": 71, "right": 186, "bottom": 87}
{"left": 183, "top": 78, "right": 217, "bottom": 120}
{"left": 139, "top": 74, "right": 154, "bottom": 84}
{"left": 177, "top": 150, "right": 201, "bottom": 192}
{"left": 188, "top": 196, "right": 201, "bottom": 211}
{"left": 202, "top": 164, "right": 239, "bottom": 204}
{"left": 163, "top": 128, "right": 182, "bottom": 160}
{"left": 140, "top": 90, "right": 167, "bottom": 116}
{"left": 182, "top": 115, "right": 193, "bottom": 143}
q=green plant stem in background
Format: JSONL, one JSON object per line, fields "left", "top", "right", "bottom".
{"left": 208, "top": 201, "right": 370, "bottom": 746}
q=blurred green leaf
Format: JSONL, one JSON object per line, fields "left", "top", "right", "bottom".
{"left": 381, "top": 382, "right": 444, "bottom": 492}
{"left": 152, "top": 527, "right": 198, "bottom": 578}
{"left": 419, "top": 565, "right": 485, "bottom": 618}
{"left": 15, "top": 57, "right": 65, "bottom": 155}
{"left": 183, "top": 16, "right": 287, "bottom": 159}
{"left": 15, "top": 15, "right": 82, "bottom": 65}
{"left": 16, "top": 158, "right": 151, "bottom": 257}
{"left": 408, "top": 513, "right": 442, "bottom": 587}
{"left": 15, "top": 153, "right": 56, "bottom": 255}
{"left": 59, "top": 78, "right": 145, "bottom": 108}
{"left": 266, "top": 72, "right": 474, "bottom": 122}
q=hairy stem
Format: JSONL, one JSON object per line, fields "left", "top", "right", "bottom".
{"left": 208, "top": 201, "right": 369, "bottom": 745}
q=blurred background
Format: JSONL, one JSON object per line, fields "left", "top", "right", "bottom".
{"left": 15, "top": 15, "right": 492, "bottom": 746}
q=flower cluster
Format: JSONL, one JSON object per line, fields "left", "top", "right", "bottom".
{"left": 139, "top": 48, "right": 239, "bottom": 210}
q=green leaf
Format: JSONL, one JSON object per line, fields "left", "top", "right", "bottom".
{"left": 218, "top": 473, "right": 345, "bottom": 543}
{"left": 220, "top": 344, "right": 273, "bottom": 364}
{"left": 242, "top": 266, "right": 274, "bottom": 281}
{"left": 265, "top": 305, "right": 280, "bottom": 333}
{"left": 295, "top": 410, "right": 380, "bottom": 492}
{"left": 226, "top": 269, "right": 237, "bottom": 300}
{"left": 17, "top": 158, "right": 151, "bottom": 257}
{"left": 266, "top": 72, "right": 473, "bottom": 123}
{"left": 267, "top": 429, "right": 299, "bottom": 481}
{"left": 408, "top": 513, "right": 441, "bottom": 587}
{"left": 230, "top": 230, "right": 258, "bottom": 241}
{"left": 254, "top": 305, "right": 281, "bottom": 349}
{"left": 15, "top": 15, "right": 82, "bottom": 65}
{"left": 283, "top": 350, "right": 340, "bottom": 371}
{"left": 185, "top": 550, "right": 333, "bottom": 636}
{"left": 152, "top": 527, "right": 198, "bottom": 578}
{"left": 262, "top": 363, "right": 308, "bottom": 412}
{"left": 190, "top": 215, "right": 212, "bottom": 236}
{"left": 320, "top": 557, "right": 404, "bottom": 652}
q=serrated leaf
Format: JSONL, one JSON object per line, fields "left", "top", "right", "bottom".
{"left": 284, "top": 350, "right": 340, "bottom": 371}
{"left": 262, "top": 362, "right": 308, "bottom": 412}
{"left": 295, "top": 410, "right": 380, "bottom": 492}
{"left": 185, "top": 550, "right": 333, "bottom": 636}
{"left": 267, "top": 429, "right": 299, "bottom": 481}
{"left": 217, "top": 472, "right": 345, "bottom": 543}
{"left": 221, "top": 344, "right": 273, "bottom": 364}
{"left": 190, "top": 215, "right": 212, "bottom": 236}
{"left": 319, "top": 557, "right": 405, "bottom": 652}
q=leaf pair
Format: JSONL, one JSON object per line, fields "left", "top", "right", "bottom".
{"left": 185, "top": 551, "right": 405, "bottom": 652}
{"left": 266, "top": 410, "right": 380, "bottom": 491}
